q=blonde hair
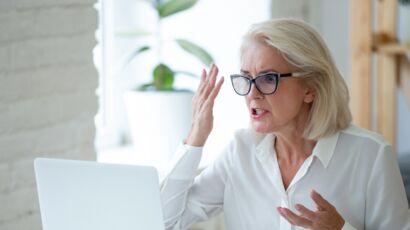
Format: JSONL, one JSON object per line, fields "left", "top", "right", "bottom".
{"left": 241, "top": 18, "right": 352, "bottom": 140}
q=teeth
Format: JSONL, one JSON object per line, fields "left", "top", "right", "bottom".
{"left": 253, "top": 108, "right": 264, "bottom": 115}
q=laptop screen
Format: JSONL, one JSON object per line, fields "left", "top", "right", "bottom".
{"left": 34, "top": 158, "right": 165, "bottom": 230}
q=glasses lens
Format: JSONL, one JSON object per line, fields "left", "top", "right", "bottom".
{"left": 255, "top": 73, "right": 278, "bottom": 94}
{"left": 231, "top": 75, "right": 250, "bottom": 95}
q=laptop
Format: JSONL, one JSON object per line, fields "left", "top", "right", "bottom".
{"left": 34, "top": 158, "right": 165, "bottom": 230}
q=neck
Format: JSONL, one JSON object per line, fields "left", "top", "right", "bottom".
{"left": 273, "top": 109, "right": 316, "bottom": 164}
{"left": 275, "top": 134, "right": 316, "bottom": 164}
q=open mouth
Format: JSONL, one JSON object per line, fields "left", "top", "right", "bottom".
{"left": 251, "top": 108, "right": 268, "bottom": 117}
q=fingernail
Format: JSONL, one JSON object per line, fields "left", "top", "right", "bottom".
{"left": 277, "top": 207, "right": 283, "bottom": 214}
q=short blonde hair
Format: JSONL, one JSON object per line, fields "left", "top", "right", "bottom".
{"left": 241, "top": 18, "right": 352, "bottom": 140}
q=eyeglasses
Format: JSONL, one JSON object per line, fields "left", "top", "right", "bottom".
{"left": 230, "top": 72, "right": 305, "bottom": 96}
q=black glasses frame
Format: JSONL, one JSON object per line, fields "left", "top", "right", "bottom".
{"left": 230, "top": 72, "right": 305, "bottom": 96}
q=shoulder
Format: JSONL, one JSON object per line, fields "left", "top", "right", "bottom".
{"left": 335, "top": 124, "right": 393, "bottom": 165}
{"left": 224, "top": 128, "right": 265, "bottom": 159}
{"left": 209, "top": 129, "right": 256, "bottom": 172}
{"left": 341, "top": 124, "right": 390, "bottom": 146}
{"left": 340, "top": 124, "right": 390, "bottom": 148}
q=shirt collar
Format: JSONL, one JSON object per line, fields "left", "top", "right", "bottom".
{"left": 311, "top": 132, "right": 340, "bottom": 168}
{"left": 255, "top": 131, "right": 340, "bottom": 169}
{"left": 255, "top": 133, "right": 274, "bottom": 162}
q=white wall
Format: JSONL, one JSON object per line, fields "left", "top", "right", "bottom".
{"left": 271, "top": 0, "right": 349, "bottom": 88}
{"left": 397, "top": 5, "right": 410, "bottom": 155}
{"left": 0, "top": 1, "right": 98, "bottom": 229}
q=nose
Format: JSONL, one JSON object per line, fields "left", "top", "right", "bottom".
{"left": 246, "top": 82, "right": 264, "bottom": 99}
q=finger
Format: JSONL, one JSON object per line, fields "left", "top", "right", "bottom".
{"left": 203, "top": 64, "right": 214, "bottom": 84}
{"left": 197, "top": 69, "right": 207, "bottom": 94}
{"left": 202, "top": 65, "right": 219, "bottom": 100}
{"left": 204, "top": 77, "right": 224, "bottom": 110}
{"left": 206, "top": 64, "right": 218, "bottom": 85}
{"left": 277, "top": 207, "right": 312, "bottom": 228}
{"left": 201, "top": 68, "right": 207, "bottom": 81}
{"left": 196, "top": 67, "right": 212, "bottom": 105}
{"left": 295, "top": 204, "right": 316, "bottom": 220}
{"left": 310, "top": 190, "right": 334, "bottom": 211}
{"left": 209, "top": 77, "right": 224, "bottom": 100}
{"left": 198, "top": 65, "right": 213, "bottom": 95}
{"left": 194, "top": 69, "right": 206, "bottom": 100}
{"left": 208, "top": 64, "right": 218, "bottom": 87}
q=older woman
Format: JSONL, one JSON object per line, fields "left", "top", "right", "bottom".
{"left": 161, "top": 19, "right": 410, "bottom": 230}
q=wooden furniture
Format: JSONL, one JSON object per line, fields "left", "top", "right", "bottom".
{"left": 349, "top": 0, "right": 410, "bottom": 148}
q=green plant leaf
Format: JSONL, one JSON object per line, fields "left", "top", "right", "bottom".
{"left": 153, "top": 63, "right": 175, "bottom": 90}
{"left": 136, "top": 83, "right": 155, "bottom": 91}
{"left": 176, "top": 38, "right": 213, "bottom": 66}
{"left": 157, "top": 0, "right": 198, "bottom": 18}
{"left": 115, "top": 28, "right": 153, "bottom": 38}
{"left": 124, "top": 46, "right": 151, "bottom": 67}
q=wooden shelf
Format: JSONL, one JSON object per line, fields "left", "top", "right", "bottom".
{"left": 373, "top": 43, "right": 410, "bottom": 54}
{"left": 350, "top": 0, "right": 401, "bottom": 148}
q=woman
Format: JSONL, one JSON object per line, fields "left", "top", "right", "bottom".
{"left": 161, "top": 19, "right": 410, "bottom": 230}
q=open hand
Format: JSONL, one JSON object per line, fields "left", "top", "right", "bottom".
{"left": 277, "top": 190, "right": 345, "bottom": 230}
{"left": 185, "top": 64, "right": 224, "bottom": 147}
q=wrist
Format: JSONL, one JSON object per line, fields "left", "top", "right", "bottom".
{"left": 184, "top": 138, "right": 205, "bottom": 147}
{"left": 185, "top": 130, "right": 206, "bottom": 147}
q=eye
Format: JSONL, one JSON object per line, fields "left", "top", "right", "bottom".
{"left": 261, "top": 74, "right": 277, "bottom": 83}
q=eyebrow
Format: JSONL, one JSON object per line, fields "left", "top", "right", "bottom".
{"left": 240, "top": 69, "right": 280, "bottom": 75}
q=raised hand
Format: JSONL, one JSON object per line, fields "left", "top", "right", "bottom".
{"left": 277, "top": 190, "right": 345, "bottom": 230}
{"left": 185, "top": 64, "right": 224, "bottom": 147}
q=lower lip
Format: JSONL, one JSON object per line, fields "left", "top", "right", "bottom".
{"left": 251, "top": 110, "right": 268, "bottom": 119}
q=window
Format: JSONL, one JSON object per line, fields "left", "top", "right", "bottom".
{"left": 95, "top": 0, "right": 271, "bottom": 168}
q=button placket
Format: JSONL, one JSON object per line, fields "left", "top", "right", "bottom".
{"left": 278, "top": 193, "right": 293, "bottom": 230}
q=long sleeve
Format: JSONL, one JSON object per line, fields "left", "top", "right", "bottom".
{"left": 365, "top": 144, "right": 410, "bottom": 229}
{"left": 160, "top": 144, "right": 231, "bottom": 230}
{"left": 341, "top": 221, "right": 357, "bottom": 230}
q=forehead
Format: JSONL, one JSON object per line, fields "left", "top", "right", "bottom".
{"left": 240, "top": 40, "right": 292, "bottom": 74}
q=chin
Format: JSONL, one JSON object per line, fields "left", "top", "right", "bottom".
{"left": 251, "top": 121, "right": 272, "bottom": 133}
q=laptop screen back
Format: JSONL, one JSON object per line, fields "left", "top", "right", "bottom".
{"left": 34, "top": 158, "right": 165, "bottom": 230}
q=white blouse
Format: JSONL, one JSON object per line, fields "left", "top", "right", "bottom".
{"left": 160, "top": 124, "right": 410, "bottom": 230}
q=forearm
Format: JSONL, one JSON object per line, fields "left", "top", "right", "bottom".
{"left": 161, "top": 145, "right": 203, "bottom": 229}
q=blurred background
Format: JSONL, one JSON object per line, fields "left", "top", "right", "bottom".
{"left": 1, "top": 0, "right": 409, "bottom": 229}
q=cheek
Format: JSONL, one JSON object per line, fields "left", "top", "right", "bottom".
{"left": 266, "top": 93, "right": 305, "bottom": 116}
{"left": 245, "top": 97, "right": 251, "bottom": 109}
{"left": 281, "top": 101, "right": 304, "bottom": 116}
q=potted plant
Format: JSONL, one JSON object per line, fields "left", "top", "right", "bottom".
{"left": 120, "top": 0, "right": 213, "bottom": 168}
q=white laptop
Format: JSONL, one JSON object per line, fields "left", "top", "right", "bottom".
{"left": 34, "top": 158, "right": 165, "bottom": 230}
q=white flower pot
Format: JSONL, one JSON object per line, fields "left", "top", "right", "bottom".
{"left": 124, "top": 90, "right": 193, "bottom": 168}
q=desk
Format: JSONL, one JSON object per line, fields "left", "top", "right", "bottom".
{"left": 98, "top": 145, "right": 216, "bottom": 180}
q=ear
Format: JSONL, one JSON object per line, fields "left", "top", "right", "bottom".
{"left": 303, "top": 87, "right": 315, "bottom": 103}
